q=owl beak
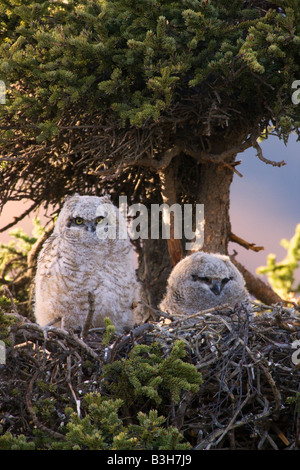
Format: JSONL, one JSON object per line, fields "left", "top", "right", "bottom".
{"left": 210, "top": 280, "right": 223, "bottom": 296}
{"left": 86, "top": 222, "right": 96, "bottom": 233}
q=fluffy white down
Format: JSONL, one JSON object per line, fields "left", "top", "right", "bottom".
{"left": 34, "top": 194, "right": 144, "bottom": 333}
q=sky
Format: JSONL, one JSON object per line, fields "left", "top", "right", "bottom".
{"left": 229, "top": 132, "right": 300, "bottom": 282}
{"left": 0, "top": 132, "right": 299, "bottom": 285}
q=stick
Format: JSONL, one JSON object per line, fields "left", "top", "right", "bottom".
{"left": 230, "top": 232, "right": 264, "bottom": 252}
{"left": 253, "top": 141, "right": 286, "bottom": 167}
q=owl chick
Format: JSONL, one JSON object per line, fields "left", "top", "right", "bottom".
{"left": 34, "top": 194, "right": 143, "bottom": 333}
{"left": 159, "top": 251, "right": 249, "bottom": 316}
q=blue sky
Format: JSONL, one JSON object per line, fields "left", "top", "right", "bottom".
{"left": 229, "top": 132, "right": 300, "bottom": 281}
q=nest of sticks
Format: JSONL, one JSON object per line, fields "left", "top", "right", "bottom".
{"left": 0, "top": 301, "right": 300, "bottom": 450}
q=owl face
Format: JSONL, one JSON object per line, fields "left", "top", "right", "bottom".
{"left": 67, "top": 214, "right": 107, "bottom": 233}
{"left": 54, "top": 194, "right": 125, "bottom": 242}
{"left": 163, "top": 252, "right": 248, "bottom": 314}
{"left": 187, "top": 253, "right": 239, "bottom": 291}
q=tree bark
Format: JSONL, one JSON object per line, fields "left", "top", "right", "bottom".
{"left": 193, "top": 161, "right": 234, "bottom": 254}
{"left": 159, "top": 158, "right": 183, "bottom": 267}
{"left": 137, "top": 237, "right": 172, "bottom": 309}
{"left": 232, "top": 259, "right": 284, "bottom": 305}
{"left": 138, "top": 158, "right": 235, "bottom": 307}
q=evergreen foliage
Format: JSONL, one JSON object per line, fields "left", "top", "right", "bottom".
{"left": 0, "top": 219, "right": 43, "bottom": 314}
{"left": 0, "top": 0, "right": 299, "bottom": 132}
{"left": 257, "top": 223, "right": 300, "bottom": 299}
{"left": 0, "top": 0, "right": 299, "bottom": 211}
{"left": 0, "top": 432, "right": 36, "bottom": 450}
{"left": 60, "top": 394, "right": 191, "bottom": 450}
{"left": 0, "top": 219, "right": 42, "bottom": 285}
{"left": 102, "top": 317, "right": 117, "bottom": 347}
{"left": 102, "top": 340, "right": 203, "bottom": 408}
{"left": 0, "top": 337, "right": 200, "bottom": 450}
{"left": 0, "top": 393, "right": 191, "bottom": 450}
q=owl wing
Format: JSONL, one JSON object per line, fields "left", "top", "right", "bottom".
{"left": 37, "top": 233, "right": 61, "bottom": 277}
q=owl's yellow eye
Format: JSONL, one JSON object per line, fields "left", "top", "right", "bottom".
{"left": 75, "top": 217, "right": 83, "bottom": 225}
{"left": 96, "top": 216, "right": 105, "bottom": 224}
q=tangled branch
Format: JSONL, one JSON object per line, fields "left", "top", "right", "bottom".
{"left": 1, "top": 301, "right": 299, "bottom": 450}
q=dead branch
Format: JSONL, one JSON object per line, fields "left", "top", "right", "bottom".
{"left": 1, "top": 302, "right": 299, "bottom": 450}
{"left": 253, "top": 141, "right": 286, "bottom": 167}
{"left": 232, "top": 258, "right": 285, "bottom": 305}
{"left": 0, "top": 201, "right": 39, "bottom": 233}
{"left": 230, "top": 232, "right": 264, "bottom": 252}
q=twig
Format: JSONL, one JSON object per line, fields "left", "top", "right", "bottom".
{"left": 195, "top": 402, "right": 272, "bottom": 450}
{"left": 0, "top": 201, "right": 39, "bottom": 233}
{"left": 230, "top": 232, "right": 264, "bottom": 252}
{"left": 2, "top": 286, "right": 19, "bottom": 314}
{"left": 214, "top": 391, "right": 253, "bottom": 446}
{"left": 26, "top": 371, "right": 65, "bottom": 440}
{"left": 18, "top": 323, "right": 101, "bottom": 361}
{"left": 170, "top": 304, "right": 231, "bottom": 320}
{"left": 67, "top": 354, "right": 81, "bottom": 418}
{"left": 253, "top": 141, "right": 286, "bottom": 167}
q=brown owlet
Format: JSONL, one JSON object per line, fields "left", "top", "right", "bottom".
{"left": 159, "top": 251, "right": 249, "bottom": 316}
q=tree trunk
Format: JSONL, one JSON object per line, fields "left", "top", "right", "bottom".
{"left": 159, "top": 158, "right": 183, "bottom": 267}
{"left": 138, "top": 131, "right": 283, "bottom": 307}
{"left": 137, "top": 237, "right": 172, "bottom": 309}
{"left": 138, "top": 157, "right": 234, "bottom": 308}
{"left": 194, "top": 161, "right": 234, "bottom": 254}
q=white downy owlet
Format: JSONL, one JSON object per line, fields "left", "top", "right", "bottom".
{"left": 34, "top": 194, "right": 144, "bottom": 333}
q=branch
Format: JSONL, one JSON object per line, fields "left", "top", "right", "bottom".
{"left": 184, "top": 134, "right": 254, "bottom": 164}
{"left": 231, "top": 257, "right": 285, "bottom": 305}
{"left": 27, "top": 220, "right": 55, "bottom": 278}
{"left": 230, "top": 232, "right": 264, "bottom": 252}
{"left": 0, "top": 201, "right": 39, "bottom": 233}
{"left": 222, "top": 160, "right": 243, "bottom": 178}
{"left": 2, "top": 285, "right": 19, "bottom": 314}
{"left": 253, "top": 141, "right": 286, "bottom": 167}
{"left": 137, "top": 145, "right": 182, "bottom": 171}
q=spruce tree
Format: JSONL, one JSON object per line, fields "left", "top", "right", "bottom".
{"left": 0, "top": 0, "right": 299, "bottom": 303}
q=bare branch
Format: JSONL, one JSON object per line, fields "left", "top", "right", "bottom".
{"left": 230, "top": 232, "right": 264, "bottom": 252}
{"left": 231, "top": 257, "right": 285, "bottom": 305}
{"left": 0, "top": 201, "right": 39, "bottom": 233}
{"left": 253, "top": 141, "right": 286, "bottom": 167}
